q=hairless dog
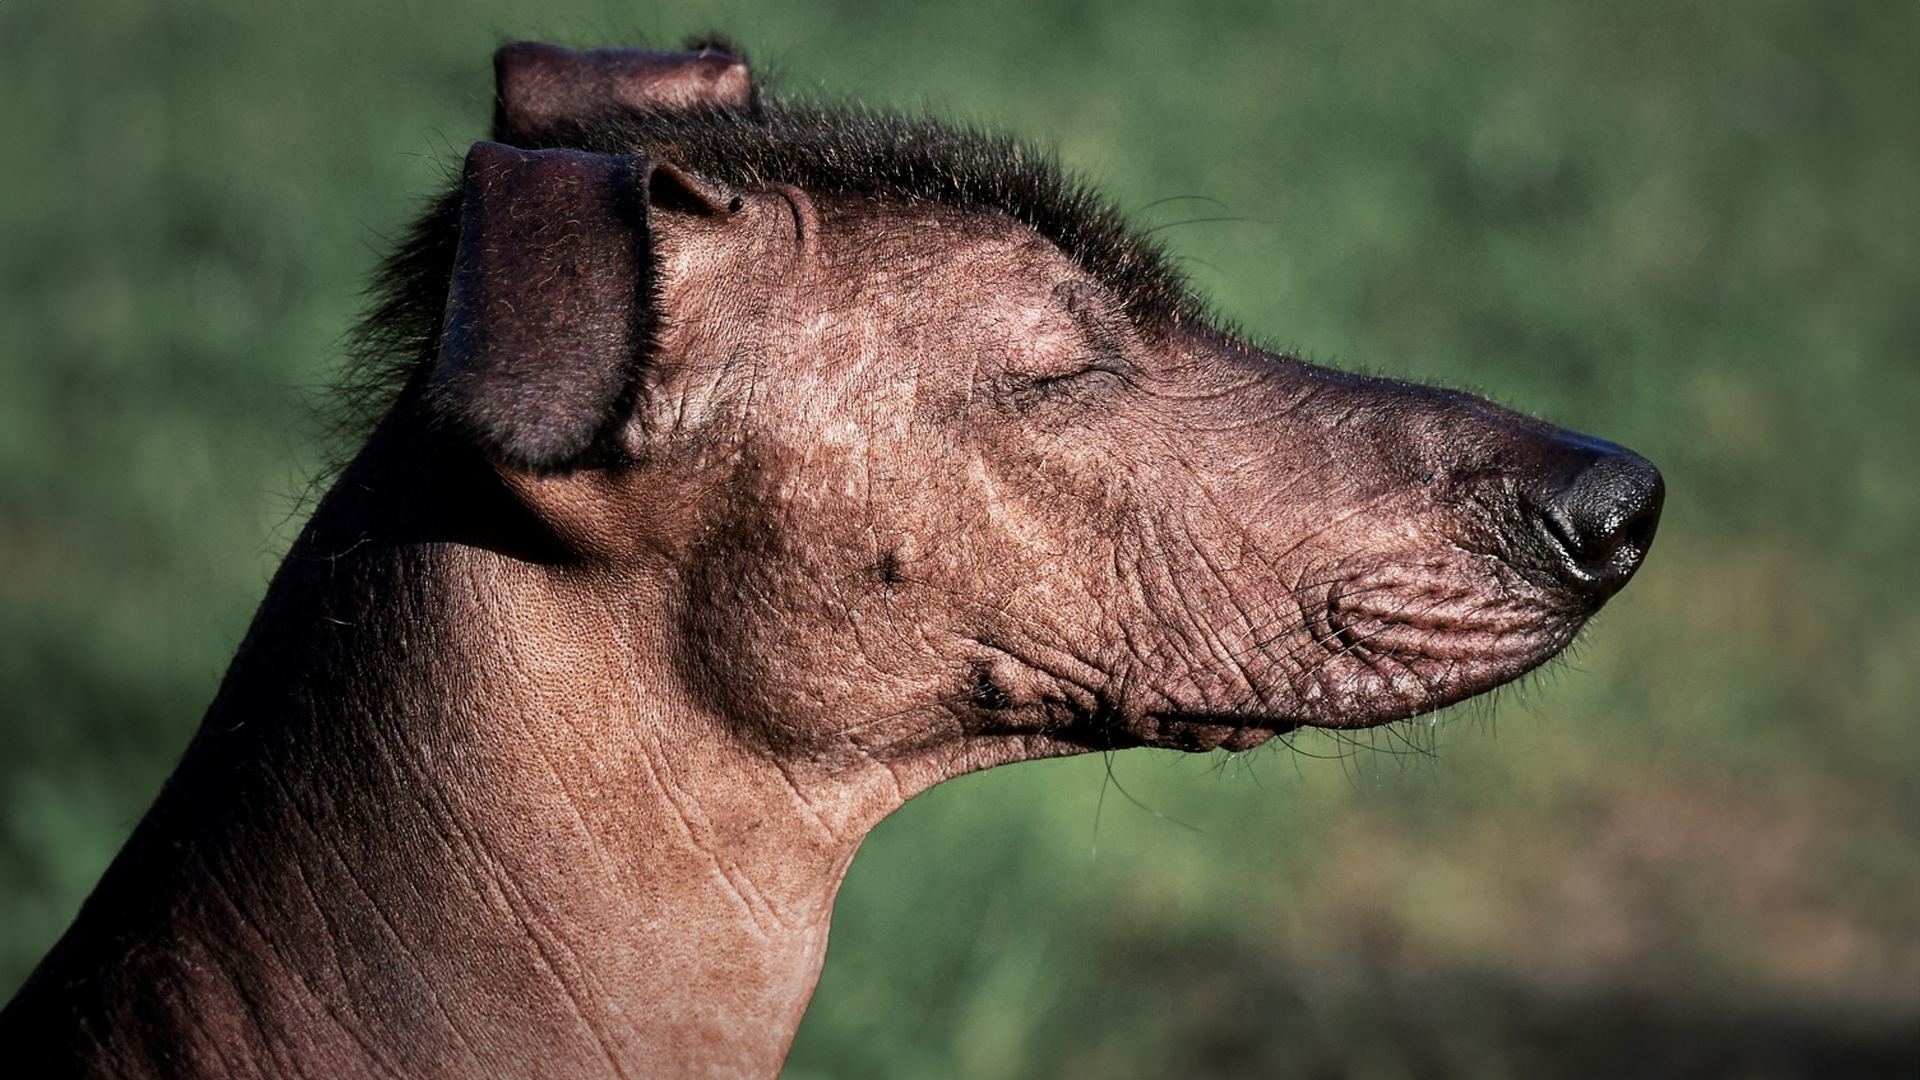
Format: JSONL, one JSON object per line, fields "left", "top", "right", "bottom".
{"left": 0, "top": 42, "right": 1661, "bottom": 1079}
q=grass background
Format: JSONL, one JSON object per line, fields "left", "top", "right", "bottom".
{"left": 3, "top": 0, "right": 1916, "bottom": 1076}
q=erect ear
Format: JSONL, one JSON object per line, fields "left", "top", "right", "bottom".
{"left": 493, "top": 41, "right": 754, "bottom": 145}
{"left": 429, "top": 140, "right": 735, "bottom": 472}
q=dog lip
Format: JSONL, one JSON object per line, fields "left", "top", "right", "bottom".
{"left": 1247, "top": 551, "right": 1596, "bottom": 728}
{"left": 1322, "top": 554, "right": 1579, "bottom": 654}
{"left": 1324, "top": 589, "right": 1563, "bottom": 661}
{"left": 1120, "top": 711, "right": 1302, "bottom": 753}
{"left": 1047, "top": 552, "right": 1603, "bottom": 747}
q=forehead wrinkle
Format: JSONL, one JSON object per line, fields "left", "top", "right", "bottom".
{"left": 529, "top": 101, "right": 1203, "bottom": 329}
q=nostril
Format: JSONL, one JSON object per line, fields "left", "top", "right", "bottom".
{"left": 1539, "top": 502, "right": 1592, "bottom": 564}
{"left": 1616, "top": 482, "right": 1663, "bottom": 557}
{"left": 1529, "top": 448, "right": 1664, "bottom": 589}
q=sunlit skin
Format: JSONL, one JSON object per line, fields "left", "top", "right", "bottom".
{"left": 0, "top": 44, "right": 1659, "bottom": 1079}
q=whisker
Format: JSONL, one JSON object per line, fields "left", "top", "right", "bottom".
{"left": 1136, "top": 193, "right": 1232, "bottom": 214}
{"left": 1098, "top": 754, "right": 1204, "bottom": 833}
{"left": 1143, "top": 215, "right": 1268, "bottom": 235}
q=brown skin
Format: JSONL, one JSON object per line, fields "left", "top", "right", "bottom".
{"left": 492, "top": 42, "right": 754, "bottom": 144}
{"left": 0, "top": 50, "right": 1660, "bottom": 1080}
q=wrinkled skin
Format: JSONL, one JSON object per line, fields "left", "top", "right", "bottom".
{"left": 612, "top": 195, "right": 1634, "bottom": 774}
{"left": 0, "top": 45, "right": 1659, "bottom": 1080}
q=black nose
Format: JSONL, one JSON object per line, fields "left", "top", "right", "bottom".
{"left": 1524, "top": 440, "right": 1664, "bottom": 595}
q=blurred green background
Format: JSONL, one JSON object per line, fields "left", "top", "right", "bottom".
{"left": 3, "top": 0, "right": 1915, "bottom": 1076}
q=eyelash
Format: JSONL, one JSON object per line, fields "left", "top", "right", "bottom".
{"left": 1009, "top": 359, "right": 1130, "bottom": 408}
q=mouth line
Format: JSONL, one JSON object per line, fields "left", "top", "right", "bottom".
{"left": 1027, "top": 636, "right": 1572, "bottom": 752}
{"left": 1077, "top": 709, "right": 1299, "bottom": 753}
{"left": 1146, "top": 708, "right": 1304, "bottom": 736}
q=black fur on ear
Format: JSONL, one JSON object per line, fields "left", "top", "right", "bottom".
{"left": 430, "top": 141, "right": 733, "bottom": 472}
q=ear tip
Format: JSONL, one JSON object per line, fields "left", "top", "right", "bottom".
{"left": 461, "top": 143, "right": 638, "bottom": 197}
{"left": 493, "top": 40, "right": 564, "bottom": 76}
{"left": 493, "top": 41, "right": 756, "bottom": 143}
{"left": 463, "top": 139, "right": 520, "bottom": 173}
{"left": 495, "top": 40, "right": 569, "bottom": 63}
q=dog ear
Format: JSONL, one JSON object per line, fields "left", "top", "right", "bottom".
{"left": 493, "top": 42, "right": 754, "bottom": 144}
{"left": 429, "top": 141, "right": 735, "bottom": 472}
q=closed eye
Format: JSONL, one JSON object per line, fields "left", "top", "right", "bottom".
{"left": 1007, "top": 358, "right": 1133, "bottom": 409}
{"left": 1029, "top": 362, "right": 1126, "bottom": 391}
